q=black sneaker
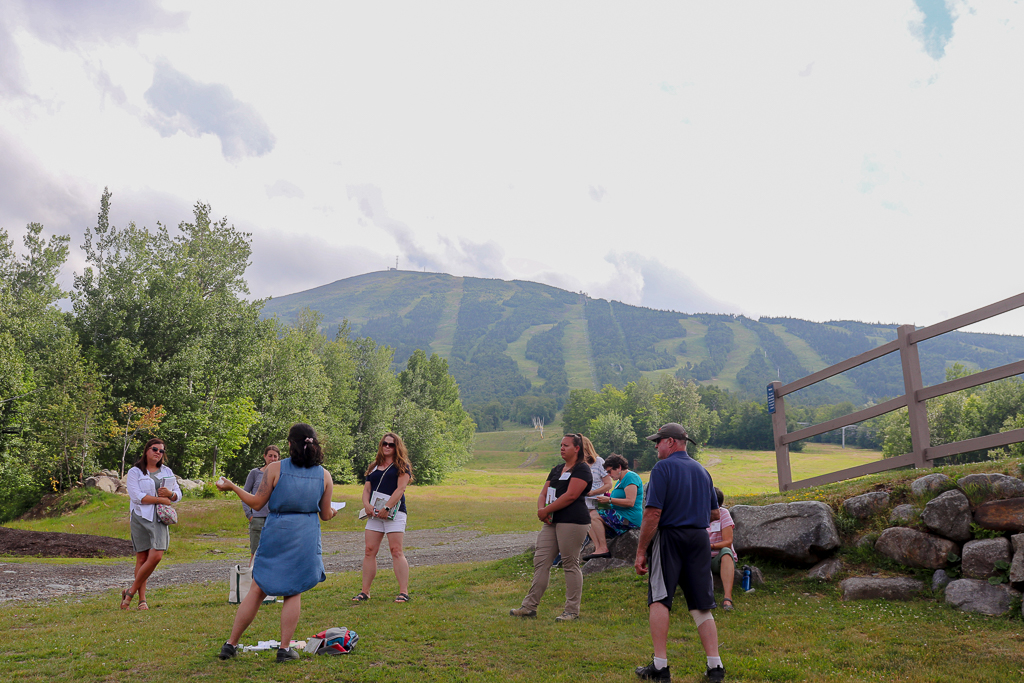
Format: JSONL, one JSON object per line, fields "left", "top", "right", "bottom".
{"left": 635, "top": 660, "right": 671, "bottom": 681}
{"left": 218, "top": 642, "right": 237, "bottom": 660}
{"left": 705, "top": 664, "right": 726, "bottom": 681}
{"left": 276, "top": 647, "right": 300, "bottom": 663}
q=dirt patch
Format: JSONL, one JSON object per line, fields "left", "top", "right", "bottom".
{"left": 0, "top": 526, "right": 134, "bottom": 559}
{"left": 0, "top": 526, "right": 539, "bottom": 604}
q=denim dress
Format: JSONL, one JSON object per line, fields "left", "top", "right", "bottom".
{"left": 251, "top": 458, "right": 326, "bottom": 596}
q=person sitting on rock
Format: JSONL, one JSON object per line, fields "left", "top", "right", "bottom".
{"left": 584, "top": 454, "right": 643, "bottom": 560}
{"left": 708, "top": 487, "right": 737, "bottom": 611}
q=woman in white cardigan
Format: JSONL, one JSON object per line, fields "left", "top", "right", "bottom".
{"left": 122, "top": 438, "right": 182, "bottom": 610}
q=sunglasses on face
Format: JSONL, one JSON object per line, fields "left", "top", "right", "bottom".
{"left": 150, "top": 447, "right": 165, "bottom": 454}
{"left": 382, "top": 441, "right": 395, "bottom": 448}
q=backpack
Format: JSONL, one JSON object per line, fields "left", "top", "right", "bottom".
{"left": 307, "top": 627, "right": 358, "bottom": 655}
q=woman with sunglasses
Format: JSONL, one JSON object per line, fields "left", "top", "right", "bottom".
{"left": 122, "top": 438, "right": 182, "bottom": 610}
{"left": 510, "top": 432, "right": 593, "bottom": 622}
{"left": 352, "top": 432, "right": 413, "bottom": 603}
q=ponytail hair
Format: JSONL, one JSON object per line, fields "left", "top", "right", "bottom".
{"left": 581, "top": 436, "right": 599, "bottom": 465}
{"left": 288, "top": 423, "right": 323, "bottom": 468}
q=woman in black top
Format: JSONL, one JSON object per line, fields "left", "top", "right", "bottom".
{"left": 352, "top": 432, "right": 413, "bottom": 604}
{"left": 510, "top": 433, "right": 593, "bottom": 621}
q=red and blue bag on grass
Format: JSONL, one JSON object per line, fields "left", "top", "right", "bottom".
{"left": 308, "top": 627, "right": 358, "bottom": 655}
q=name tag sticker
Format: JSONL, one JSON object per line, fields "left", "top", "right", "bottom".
{"left": 558, "top": 472, "right": 571, "bottom": 480}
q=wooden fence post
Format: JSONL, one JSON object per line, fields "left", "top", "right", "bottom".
{"left": 898, "top": 324, "right": 932, "bottom": 469}
{"left": 769, "top": 381, "right": 792, "bottom": 491}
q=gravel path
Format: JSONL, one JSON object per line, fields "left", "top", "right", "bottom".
{"left": 0, "top": 527, "right": 538, "bottom": 604}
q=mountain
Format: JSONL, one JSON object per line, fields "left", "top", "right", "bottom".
{"left": 261, "top": 270, "right": 1024, "bottom": 411}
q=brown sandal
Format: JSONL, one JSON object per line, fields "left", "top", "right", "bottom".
{"left": 120, "top": 589, "right": 134, "bottom": 610}
{"left": 137, "top": 601, "right": 149, "bottom": 611}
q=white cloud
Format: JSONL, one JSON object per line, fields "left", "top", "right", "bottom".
{"left": 144, "top": 60, "right": 275, "bottom": 160}
{"left": 2, "top": 0, "right": 1024, "bottom": 337}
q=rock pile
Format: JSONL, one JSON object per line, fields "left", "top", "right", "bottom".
{"left": 580, "top": 468, "right": 1024, "bottom": 617}
{"left": 817, "top": 470, "right": 1024, "bottom": 615}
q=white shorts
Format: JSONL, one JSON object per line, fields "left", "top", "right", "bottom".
{"left": 364, "top": 510, "right": 408, "bottom": 534}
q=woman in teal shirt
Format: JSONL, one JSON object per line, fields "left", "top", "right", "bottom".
{"left": 584, "top": 454, "right": 643, "bottom": 559}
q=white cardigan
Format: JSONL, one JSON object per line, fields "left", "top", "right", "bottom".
{"left": 126, "top": 465, "right": 183, "bottom": 522}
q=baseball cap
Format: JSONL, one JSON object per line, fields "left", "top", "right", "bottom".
{"left": 645, "top": 423, "right": 688, "bottom": 442}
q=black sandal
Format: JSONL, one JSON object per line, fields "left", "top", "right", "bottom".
{"left": 351, "top": 592, "right": 370, "bottom": 602}
{"left": 394, "top": 592, "right": 410, "bottom": 603}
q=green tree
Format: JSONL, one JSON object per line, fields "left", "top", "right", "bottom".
{"left": 349, "top": 337, "right": 400, "bottom": 478}
{"left": 395, "top": 349, "right": 475, "bottom": 483}
{"left": 74, "top": 190, "right": 269, "bottom": 476}
{"left": 588, "top": 411, "right": 637, "bottom": 458}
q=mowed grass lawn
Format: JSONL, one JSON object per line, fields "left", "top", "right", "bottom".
{"left": 3, "top": 430, "right": 1024, "bottom": 681}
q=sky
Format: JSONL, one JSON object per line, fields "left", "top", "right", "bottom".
{"left": 2, "top": 0, "right": 1023, "bottom": 335}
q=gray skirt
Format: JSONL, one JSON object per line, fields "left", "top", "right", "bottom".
{"left": 131, "top": 510, "right": 170, "bottom": 553}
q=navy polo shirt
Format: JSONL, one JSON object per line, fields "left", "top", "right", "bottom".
{"left": 644, "top": 450, "right": 718, "bottom": 528}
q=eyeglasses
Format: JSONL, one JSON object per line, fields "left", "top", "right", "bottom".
{"left": 382, "top": 441, "right": 395, "bottom": 448}
{"left": 150, "top": 447, "right": 165, "bottom": 454}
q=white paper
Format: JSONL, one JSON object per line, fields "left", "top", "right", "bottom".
{"left": 545, "top": 487, "right": 557, "bottom": 505}
{"left": 330, "top": 501, "right": 346, "bottom": 511}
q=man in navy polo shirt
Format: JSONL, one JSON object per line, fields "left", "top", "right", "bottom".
{"left": 634, "top": 423, "right": 725, "bottom": 682}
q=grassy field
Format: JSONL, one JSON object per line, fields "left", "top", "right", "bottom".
{"left": 2, "top": 533, "right": 1024, "bottom": 682}
{"left": 4, "top": 432, "right": 1024, "bottom": 681}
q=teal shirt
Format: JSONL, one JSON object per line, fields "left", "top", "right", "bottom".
{"left": 610, "top": 470, "right": 644, "bottom": 527}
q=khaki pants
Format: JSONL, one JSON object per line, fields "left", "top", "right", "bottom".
{"left": 521, "top": 522, "right": 590, "bottom": 616}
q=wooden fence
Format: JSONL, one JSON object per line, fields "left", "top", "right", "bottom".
{"left": 768, "top": 292, "right": 1024, "bottom": 492}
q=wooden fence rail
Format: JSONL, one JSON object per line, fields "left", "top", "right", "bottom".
{"left": 769, "top": 292, "right": 1024, "bottom": 492}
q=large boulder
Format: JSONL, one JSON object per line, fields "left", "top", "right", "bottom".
{"left": 961, "top": 538, "right": 1012, "bottom": 579}
{"left": 732, "top": 501, "right": 839, "bottom": 564}
{"left": 874, "top": 527, "right": 958, "bottom": 569}
{"left": 84, "top": 475, "right": 119, "bottom": 494}
{"left": 945, "top": 579, "right": 1020, "bottom": 615}
{"left": 582, "top": 529, "right": 640, "bottom": 565}
{"left": 177, "top": 478, "right": 204, "bottom": 491}
{"left": 842, "top": 492, "right": 889, "bottom": 520}
{"left": 957, "top": 473, "right": 1024, "bottom": 503}
{"left": 973, "top": 498, "right": 1024, "bottom": 532}
{"left": 839, "top": 577, "right": 925, "bottom": 601}
{"left": 920, "top": 489, "right": 972, "bottom": 541}
{"left": 911, "top": 473, "right": 952, "bottom": 498}
{"left": 1010, "top": 534, "right": 1024, "bottom": 583}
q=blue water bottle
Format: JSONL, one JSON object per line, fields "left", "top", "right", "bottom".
{"left": 741, "top": 565, "right": 752, "bottom": 593}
